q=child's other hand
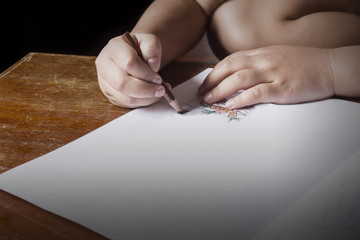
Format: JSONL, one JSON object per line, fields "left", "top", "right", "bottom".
{"left": 198, "top": 46, "right": 336, "bottom": 109}
{"left": 96, "top": 33, "right": 166, "bottom": 108}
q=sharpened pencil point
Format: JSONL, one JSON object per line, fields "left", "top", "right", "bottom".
{"left": 169, "top": 99, "right": 182, "bottom": 113}
{"left": 177, "top": 109, "right": 188, "bottom": 114}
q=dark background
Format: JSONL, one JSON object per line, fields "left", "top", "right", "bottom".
{"left": 0, "top": 1, "right": 151, "bottom": 72}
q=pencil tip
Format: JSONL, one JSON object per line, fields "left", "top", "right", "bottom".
{"left": 169, "top": 99, "right": 182, "bottom": 113}
{"left": 177, "top": 109, "right": 188, "bottom": 114}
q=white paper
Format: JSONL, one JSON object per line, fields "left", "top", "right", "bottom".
{"left": 253, "top": 149, "right": 360, "bottom": 240}
{"left": 1, "top": 69, "right": 360, "bottom": 239}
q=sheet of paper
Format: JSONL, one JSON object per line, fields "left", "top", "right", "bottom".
{"left": 1, "top": 69, "right": 360, "bottom": 239}
{"left": 253, "top": 148, "right": 360, "bottom": 240}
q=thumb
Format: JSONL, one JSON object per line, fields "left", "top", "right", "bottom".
{"left": 135, "top": 33, "right": 162, "bottom": 72}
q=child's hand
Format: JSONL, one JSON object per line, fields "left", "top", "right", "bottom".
{"left": 198, "top": 46, "right": 336, "bottom": 109}
{"left": 96, "top": 33, "right": 166, "bottom": 108}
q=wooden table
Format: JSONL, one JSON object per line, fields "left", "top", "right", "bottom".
{"left": 2, "top": 39, "right": 358, "bottom": 239}
{"left": 0, "top": 38, "right": 217, "bottom": 239}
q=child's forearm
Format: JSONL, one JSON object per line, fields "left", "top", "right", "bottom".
{"left": 330, "top": 46, "right": 360, "bottom": 98}
{"left": 132, "top": 0, "right": 208, "bottom": 68}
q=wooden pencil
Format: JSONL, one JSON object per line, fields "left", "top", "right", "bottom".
{"left": 121, "top": 32, "right": 182, "bottom": 113}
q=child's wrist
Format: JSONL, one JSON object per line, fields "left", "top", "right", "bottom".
{"left": 327, "top": 48, "right": 337, "bottom": 96}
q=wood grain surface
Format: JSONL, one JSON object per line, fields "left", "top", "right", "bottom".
{"left": 0, "top": 37, "right": 217, "bottom": 239}
{"left": 1, "top": 36, "right": 359, "bottom": 239}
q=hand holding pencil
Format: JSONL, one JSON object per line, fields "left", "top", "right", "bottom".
{"left": 96, "top": 32, "right": 180, "bottom": 111}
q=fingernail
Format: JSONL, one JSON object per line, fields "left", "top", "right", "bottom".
{"left": 155, "top": 87, "right": 165, "bottom": 97}
{"left": 148, "top": 57, "right": 159, "bottom": 72}
{"left": 152, "top": 76, "right": 162, "bottom": 84}
{"left": 225, "top": 99, "right": 234, "bottom": 109}
{"left": 204, "top": 92, "right": 212, "bottom": 103}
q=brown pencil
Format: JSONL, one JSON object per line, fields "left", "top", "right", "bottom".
{"left": 121, "top": 32, "right": 182, "bottom": 113}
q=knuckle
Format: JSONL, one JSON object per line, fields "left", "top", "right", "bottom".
{"left": 276, "top": 81, "right": 292, "bottom": 103}
{"left": 255, "top": 48, "right": 275, "bottom": 68}
{"left": 108, "top": 36, "right": 121, "bottom": 46}
{"left": 233, "top": 71, "right": 249, "bottom": 83}
{"left": 99, "top": 86, "right": 111, "bottom": 97}
{"left": 251, "top": 87, "right": 264, "bottom": 99}
{"left": 152, "top": 36, "right": 162, "bottom": 52}
{"left": 95, "top": 56, "right": 102, "bottom": 67}
{"left": 221, "top": 56, "right": 233, "bottom": 70}
{"left": 152, "top": 34, "right": 161, "bottom": 44}
{"left": 95, "top": 53, "right": 108, "bottom": 69}
{"left": 145, "top": 35, "right": 161, "bottom": 50}
{"left": 123, "top": 54, "right": 137, "bottom": 72}
{"left": 108, "top": 98, "right": 120, "bottom": 107}
{"left": 114, "top": 77, "right": 127, "bottom": 92}
{"left": 124, "top": 96, "right": 137, "bottom": 108}
{"left": 108, "top": 38, "right": 115, "bottom": 45}
{"left": 98, "top": 82, "right": 113, "bottom": 99}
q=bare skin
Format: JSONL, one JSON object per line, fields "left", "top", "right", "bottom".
{"left": 96, "top": 0, "right": 360, "bottom": 109}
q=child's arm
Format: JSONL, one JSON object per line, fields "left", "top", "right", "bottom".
{"left": 330, "top": 45, "right": 360, "bottom": 98}
{"left": 198, "top": 45, "right": 360, "bottom": 109}
{"left": 132, "top": 0, "right": 212, "bottom": 68}
{"left": 96, "top": 0, "right": 223, "bottom": 108}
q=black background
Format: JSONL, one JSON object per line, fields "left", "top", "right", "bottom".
{"left": 0, "top": 1, "right": 151, "bottom": 72}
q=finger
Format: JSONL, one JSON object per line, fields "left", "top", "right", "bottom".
{"left": 98, "top": 76, "right": 160, "bottom": 108}
{"left": 225, "top": 83, "right": 277, "bottom": 109}
{"left": 163, "top": 82, "right": 172, "bottom": 90}
{"left": 135, "top": 33, "right": 162, "bottom": 72}
{"left": 203, "top": 69, "right": 266, "bottom": 104}
{"left": 106, "top": 36, "right": 162, "bottom": 84}
{"left": 198, "top": 53, "right": 255, "bottom": 95}
{"left": 118, "top": 75, "right": 166, "bottom": 99}
{"left": 97, "top": 57, "right": 127, "bottom": 91}
{"left": 97, "top": 60, "right": 165, "bottom": 99}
